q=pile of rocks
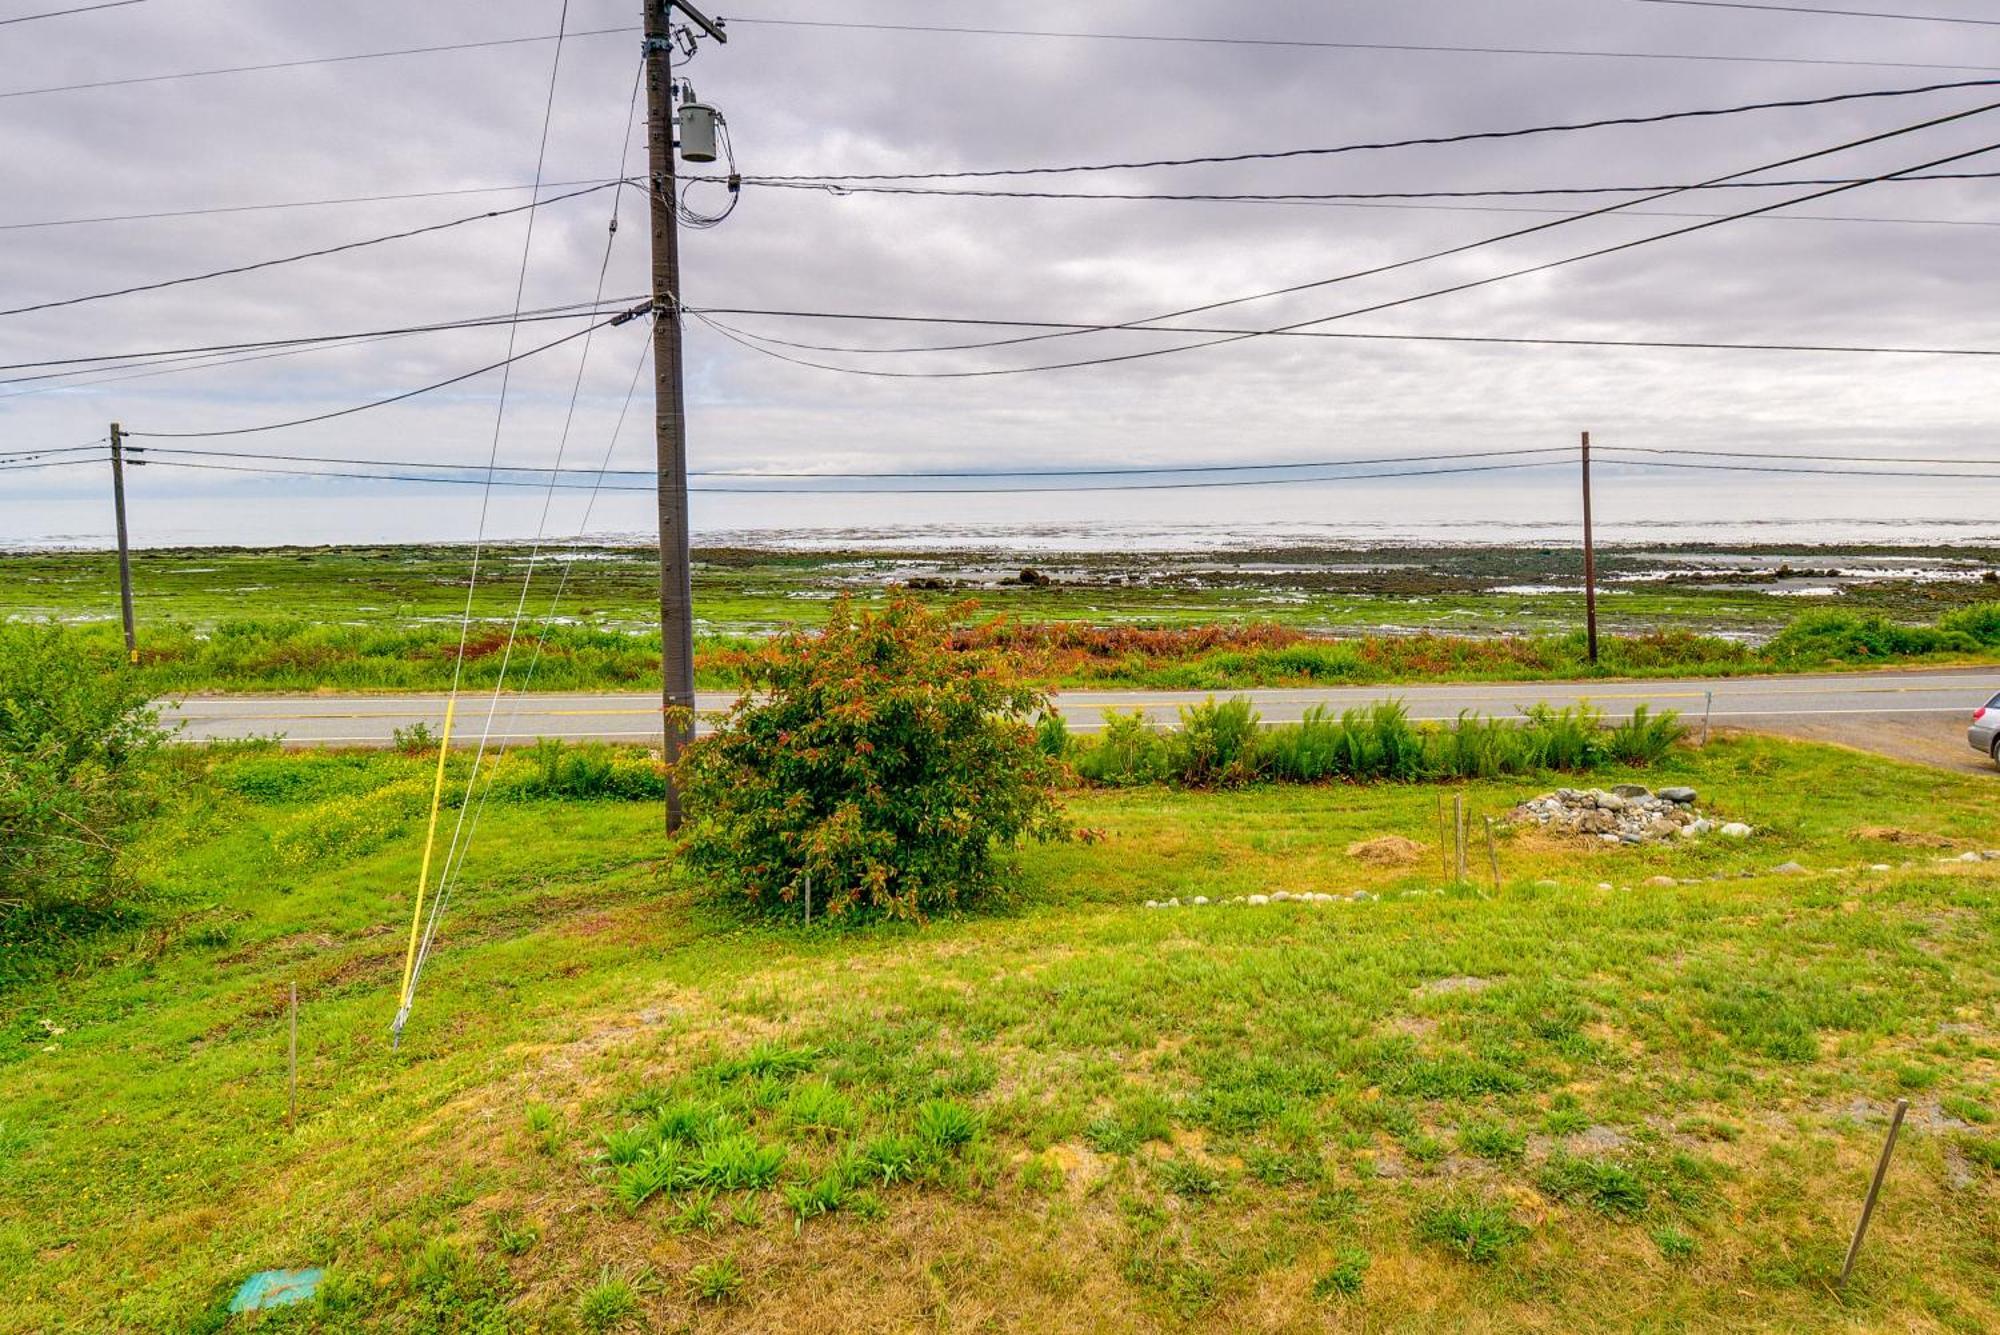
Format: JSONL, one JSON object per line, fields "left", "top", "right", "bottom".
{"left": 1511, "top": 784, "right": 1751, "bottom": 845}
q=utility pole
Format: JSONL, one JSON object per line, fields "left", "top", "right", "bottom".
{"left": 1580, "top": 430, "right": 1598, "bottom": 666}
{"left": 645, "top": 0, "right": 726, "bottom": 832}
{"left": 109, "top": 421, "right": 137, "bottom": 663}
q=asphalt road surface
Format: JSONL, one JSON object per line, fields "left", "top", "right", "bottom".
{"left": 163, "top": 667, "right": 1999, "bottom": 773}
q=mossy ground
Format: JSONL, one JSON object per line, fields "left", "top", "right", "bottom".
{"left": 3, "top": 735, "right": 1998, "bottom": 1330}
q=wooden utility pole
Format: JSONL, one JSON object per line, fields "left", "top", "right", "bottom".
{"left": 645, "top": 0, "right": 726, "bottom": 832}
{"left": 1580, "top": 430, "right": 1598, "bottom": 666}
{"left": 109, "top": 421, "right": 136, "bottom": 663}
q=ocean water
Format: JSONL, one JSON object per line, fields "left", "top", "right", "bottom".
{"left": 7, "top": 473, "right": 1998, "bottom": 552}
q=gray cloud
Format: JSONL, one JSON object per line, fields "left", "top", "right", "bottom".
{"left": 5, "top": 0, "right": 2000, "bottom": 546}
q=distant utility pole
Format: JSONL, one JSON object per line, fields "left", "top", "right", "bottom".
{"left": 109, "top": 421, "right": 136, "bottom": 663}
{"left": 645, "top": 0, "right": 726, "bottom": 832}
{"left": 1580, "top": 429, "right": 1598, "bottom": 666}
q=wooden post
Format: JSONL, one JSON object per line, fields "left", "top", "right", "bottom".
{"left": 1840, "top": 1098, "right": 1908, "bottom": 1285}
{"left": 287, "top": 982, "right": 298, "bottom": 1132}
{"left": 1581, "top": 430, "right": 1598, "bottom": 666}
{"left": 109, "top": 422, "right": 137, "bottom": 663}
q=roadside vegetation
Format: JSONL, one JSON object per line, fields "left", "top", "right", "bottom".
{"left": 9, "top": 544, "right": 2000, "bottom": 695}
{"left": 1057, "top": 698, "right": 1684, "bottom": 787}
{"left": 15, "top": 602, "right": 2000, "bottom": 697}
{"left": 2, "top": 624, "right": 1998, "bottom": 1330}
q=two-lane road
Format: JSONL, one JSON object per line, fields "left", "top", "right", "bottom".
{"left": 163, "top": 667, "right": 2000, "bottom": 773}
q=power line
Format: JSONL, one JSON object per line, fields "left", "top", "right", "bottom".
{"left": 741, "top": 77, "right": 2000, "bottom": 183}
{"left": 0, "top": 440, "right": 104, "bottom": 459}
{"left": 697, "top": 107, "right": 2000, "bottom": 379}
{"left": 721, "top": 14, "right": 2000, "bottom": 76}
{"left": 692, "top": 305, "right": 2000, "bottom": 360}
{"left": 0, "top": 177, "right": 627, "bottom": 232}
{"left": 124, "top": 305, "right": 649, "bottom": 439}
{"left": 0, "top": 25, "right": 635, "bottom": 101}
{"left": 0, "top": 296, "right": 647, "bottom": 374}
{"left": 122, "top": 454, "right": 1576, "bottom": 493}
{"left": 743, "top": 175, "right": 2000, "bottom": 230}
{"left": 0, "top": 0, "right": 144, "bottom": 25}
{"left": 14, "top": 16, "right": 2000, "bottom": 103}
{"left": 0, "top": 180, "right": 623, "bottom": 320}
{"left": 700, "top": 95, "right": 2000, "bottom": 370}
{"left": 1632, "top": 0, "right": 2000, "bottom": 26}
{"left": 1602, "top": 457, "right": 2000, "bottom": 480}
{"left": 0, "top": 455, "right": 108, "bottom": 472}
{"left": 1602, "top": 444, "right": 2000, "bottom": 466}
{"left": 110, "top": 450, "right": 2000, "bottom": 492}
{"left": 126, "top": 442, "right": 1575, "bottom": 479}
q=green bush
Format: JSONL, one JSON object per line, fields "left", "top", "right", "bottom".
{"left": 488, "top": 738, "right": 665, "bottom": 801}
{"left": 1767, "top": 609, "right": 1974, "bottom": 664}
{"left": 0, "top": 624, "right": 166, "bottom": 949}
{"left": 1939, "top": 601, "right": 2000, "bottom": 646}
{"left": 1604, "top": 705, "right": 1686, "bottom": 766}
{"left": 1072, "top": 710, "right": 1168, "bottom": 786}
{"left": 1164, "top": 697, "right": 1262, "bottom": 787}
{"left": 1428, "top": 711, "right": 1528, "bottom": 780}
{"left": 1518, "top": 704, "right": 1603, "bottom": 771}
{"left": 1071, "top": 695, "right": 1680, "bottom": 790}
{"left": 674, "top": 597, "right": 1069, "bottom": 920}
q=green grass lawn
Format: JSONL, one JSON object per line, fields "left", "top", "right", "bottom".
{"left": 3, "top": 737, "right": 1999, "bottom": 1331}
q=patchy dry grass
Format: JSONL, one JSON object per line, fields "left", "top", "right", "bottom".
{"left": 2, "top": 736, "right": 1998, "bottom": 1330}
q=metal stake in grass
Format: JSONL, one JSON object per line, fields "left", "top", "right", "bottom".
{"left": 1840, "top": 1098, "right": 1908, "bottom": 1286}
{"left": 287, "top": 981, "right": 298, "bottom": 1132}
{"left": 1436, "top": 793, "right": 1450, "bottom": 880}
{"left": 1701, "top": 690, "right": 1714, "bottom": 747}
{"left": 1453, "top": 794, "right": 1468, "bottom": 883}
{"left": 1485, "top": 817, "right": 1501, "bottom": 893}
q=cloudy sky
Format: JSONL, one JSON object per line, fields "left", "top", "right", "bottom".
{"left": 5, "top": 0, "right": 2000, "bottom": 548}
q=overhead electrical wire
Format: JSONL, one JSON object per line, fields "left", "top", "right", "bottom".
{"left": 695, "top": 101, "right": 2000, "bottom": 379}
{"left": 121, "top": 455, "right": 1578, "bottom": 494}
{"left": 688, "top": 304, "right": 2000, "bottom": 360}
{"left": 0, "top": 180, "right": 624, "bottom": 319}
{"left": 0, "top": 25, "right": 635, "bottom": 101}
{"left": 1600, "top": 444, "right": 2000, "bottom": 466}
{"left": 14, "top": 16, "right": 2000, "bottom": 103}
{"left": 0, "top": 455, "right": 108, "bottom": 473}
{"left": 736, "top": 77, "right": 2000, "bottom": 183}
{"left": 124, "top": 442, "right": 1577, "bottom": 480}
{"left": 725, "top": 169, "right": 2000, "bottom": 204}
{"left": 123, "top": 305, "right": 646, "bottom": 440}
{"left": 0, "top": 0, "right": 143, "bottom": 25}
{"left": 741, "top": 177, "right": 2000, "bottom": 231}
{"left": 110, "top": 450, "right": 2000, "bottom": 492}
{"left": 1631, "top": 0, "right": 2000, "bottom": 26}
{"left": 718, "top": 14, "right": 2000, "bottom": 76}
{"left": 0, "top": 295, "right": 648, "bottom": 375}
{"left": 0, "top": 440, "right": 106, "bottom": 459}
{"left": 0, "top": 177, "right": 630, "bottom": 232}
{"left": 700, "top": 93, "right": 2000, "bottom": 368}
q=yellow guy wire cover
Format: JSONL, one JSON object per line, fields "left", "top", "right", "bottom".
{"left": 398, "top": 697, "right": 457, "bottom": 1008}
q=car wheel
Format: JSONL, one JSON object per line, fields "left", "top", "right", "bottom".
{"left": 1992, "top": 736, "right": 2000, "bottom": 768}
